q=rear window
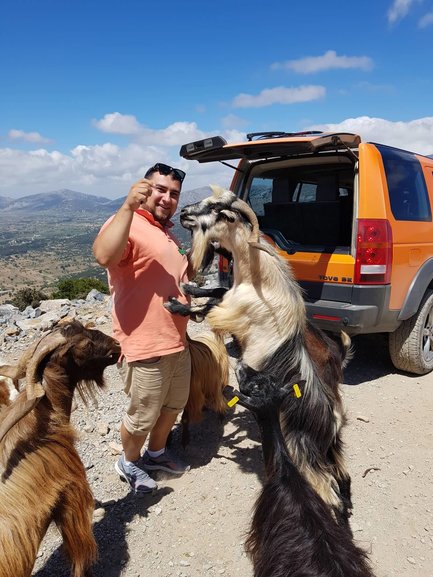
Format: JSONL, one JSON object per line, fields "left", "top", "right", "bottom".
{"left": 377, "top": 144, "right": 431, "bottom": 222}
{"left": 246, "top": 164, "right": 354, "bottom": 247}
{"left": 248, "top": 166, "right": 353, "bottom": 215}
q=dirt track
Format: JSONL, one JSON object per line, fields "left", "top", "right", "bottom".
{"left": 22, "top": 324, "right": 433, "bottom": 577}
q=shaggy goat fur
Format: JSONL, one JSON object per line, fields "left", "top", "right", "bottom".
{"left": 165, "top": 185, "right": 352, "bottom": 523}
{"left": 180, "top": 331, "right": 229, "bottom": 445}
{"left": 0, "top": 378, "right": 16, "bottom": 406}
{"left": 0, "top": 321, "right": 120, "bottom": 577}
{"left": 228, "top": 363, "right": 375, "bottom": 577}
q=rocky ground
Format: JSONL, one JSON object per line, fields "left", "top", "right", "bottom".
{"left": 1, "top": 298, "right": 432, "bottom": 577}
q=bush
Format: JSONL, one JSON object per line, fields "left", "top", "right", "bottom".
{"left": 52, "top": 277, "right": 109, "bottom": 300}
{"left": 11, "top": 288, "right": 49, "bottom": 311}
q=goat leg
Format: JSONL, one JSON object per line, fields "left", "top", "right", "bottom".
{"left": 54, "top": 473, "right": 98, "bottom": 577}
{"left": 164, "top": 296, "right": 222, "bottom": 323}
{"left": 180, "top": 283, "right": 228, "bottom": 299}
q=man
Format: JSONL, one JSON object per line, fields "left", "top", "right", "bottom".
{"left": 93, "top": 163, "right": 191, "bottom": 494}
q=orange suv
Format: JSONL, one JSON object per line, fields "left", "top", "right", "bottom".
{"left": 180, "top": 131, "right": 433, "bottom": 375}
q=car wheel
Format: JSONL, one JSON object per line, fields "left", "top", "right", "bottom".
{"left": 389, "top": 289, "right": 433, "bottom": 375}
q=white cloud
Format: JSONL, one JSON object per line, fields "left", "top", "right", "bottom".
{"left": 221, "top": 114, "right": 249, "bottom": 129}
{"left": 418, "top": 11, "right": 433, "bottom": 27}
{"left": 224, "top": 129, "right": 249, "bottom": 143}
{"left": 0, "top": 124, "right": 238, "bottom": 199}
{"left": 232, "top": 86, "right": 326, "bottom": 108}
{"left": 93, "top": 112, "right": 141, "bottom": 134}
{"left": 3, "top": 116, "right": 433, "bottom": 201}
{"left": 272, "top": 51, "right": 373, "bottom": 74}
{"left": 137, "top": 122, "right": 208, "bottom": 146}
{"left": 8, "top": 129, "right": 52, "bottom": 144}
{"left": 93, "top": 113, "right": 207, "bottom": 147}
{"left": 307, "top": 116, "right": 433, "bottom": 155}
{"left": 388, "top": 0, "right": 421, "bottom": 23}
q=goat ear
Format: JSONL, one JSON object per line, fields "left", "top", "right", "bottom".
{"left": 0, "top": 395, "right": 41, "bottom": 443}
{"left": 0, "top": 363, "right": 25, "bottom": 382}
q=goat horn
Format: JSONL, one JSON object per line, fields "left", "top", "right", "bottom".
{"left": 25, "top": 331, "right": 67, "bottom": 400}
{"left": 0, "top": 395, "right": 41, "bottom": 444}
{"left": 247, "top": 241, "right": 276, "bottom": 256}
{"left": 231, "top": 197, "right": 260, "bottom": 243}
{"left": 208, "top": 185, "right": 261, "bottom": 242}
{"left": 209, "top": 184, "right": 226, "bottom": 198}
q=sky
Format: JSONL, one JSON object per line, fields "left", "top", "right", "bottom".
{"left": 1, "top": 0, "right": 433, "bottom": 200}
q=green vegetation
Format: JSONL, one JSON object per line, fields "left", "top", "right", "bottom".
{"left": 9, "top": 277, "right": 109, "bottom": 309}
{"left": 52, "top": 277, "right": 109, "bottom": 300}
{"left": 11, "top": 288, "right": 49, "bottom": 311}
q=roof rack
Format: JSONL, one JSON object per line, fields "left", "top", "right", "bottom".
{"left": 246, "top": 131, "right": 323, "bottom": 142}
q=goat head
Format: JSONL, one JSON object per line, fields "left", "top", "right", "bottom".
{"left": 0, "top": 321, "right": 120, "bottom": 443}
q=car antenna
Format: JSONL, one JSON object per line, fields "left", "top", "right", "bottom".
{"left": 331, "top": 135, "right": 359, "bottom": 163}
{"left": 220, "top": 161, "right": 246, "bottom": 173}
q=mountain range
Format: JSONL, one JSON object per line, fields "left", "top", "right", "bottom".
{"left": 0, "top": 186, "right": 213, "bottom": 215}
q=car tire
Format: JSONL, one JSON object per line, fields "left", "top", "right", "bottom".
{"left": 389, "top": 289, "right": 433, "bottom": 375}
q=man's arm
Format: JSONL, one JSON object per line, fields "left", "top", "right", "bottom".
{"left": 93, "top": 179, "right": 153, "bottom": 268}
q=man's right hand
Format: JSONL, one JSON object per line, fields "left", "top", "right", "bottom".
{"left": 123, "top": 178, "right": 154, "bottom": 211}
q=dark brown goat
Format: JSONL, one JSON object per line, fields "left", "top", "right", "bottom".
{"left": 0, "top": 320, "right": 120, "bottom": 577}
{"left": 228, "top": 363, "right": 375, "bottom": 577}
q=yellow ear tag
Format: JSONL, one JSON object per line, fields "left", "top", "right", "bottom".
{"left": 227, "top": 396, "right": 239, "bottom": 407}
{"left": 293, "top": 384, "right": 302, "bottom": 398}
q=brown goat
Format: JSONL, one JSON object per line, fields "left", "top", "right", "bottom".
{"left": 0, "top": 320, "right": 120, "bottom": 577}
{"left": 180, "top": 331, "right": 229, "bottom": 445}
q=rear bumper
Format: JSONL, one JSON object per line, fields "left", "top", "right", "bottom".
{"left": 218, "top": 274, "right": 402, "bottom": 335}
{"left": 302, "top": 282, "right": 401, "bottom": 335}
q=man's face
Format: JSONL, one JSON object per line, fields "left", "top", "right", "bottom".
{"left": 146, "top": 172, "right": 182, "bottom": 224}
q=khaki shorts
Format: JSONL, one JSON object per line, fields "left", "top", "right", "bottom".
{"left": 118, "top": 347, "right": 191, "bottom": 436}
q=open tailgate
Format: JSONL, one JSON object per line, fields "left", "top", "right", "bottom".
{"left": 179, "top": 132, "right": 361, "bottom": 163}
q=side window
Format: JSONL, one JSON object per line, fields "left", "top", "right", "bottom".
{"left": 377, "top": 144, "right": 431, "bottom": 222}
{"left": 248, "top": 178, "right": 273, "bottom": 215}
{"left": 293, "top": 182, "right": 317, "bottom": 202}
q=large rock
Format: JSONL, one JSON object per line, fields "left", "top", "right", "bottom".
{"left": 39, "top": 299, "right": 72, "bottom": 313}
{"left": 15, "top": 310, "right": 63, "bottom": 332}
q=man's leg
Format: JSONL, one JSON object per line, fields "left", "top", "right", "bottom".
{"left": 115, "top": 358, "right": 163, "bottom": 493}
{"left": 147, "top": 410, "right": 179, "bottom": 452}
{"left": 120, "top": 423, "right": 147, "bottom": 462}
{"left": 142, "top": 348, "right": 191, "bottom": 474}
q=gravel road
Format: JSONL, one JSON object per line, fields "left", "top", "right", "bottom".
{"left": 10, "top": 320, "right": 432, "bottom": 577}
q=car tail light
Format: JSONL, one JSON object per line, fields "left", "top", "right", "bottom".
{"left": 218, "top": 254, "right": 230, "bottom": 275}
{"left": 218, "top": 254, "right": 232, "bottom": 285}
{"left": 354, "top": 219, "right": 392, "bottom": 284}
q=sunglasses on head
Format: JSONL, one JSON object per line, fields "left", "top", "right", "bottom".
{"left": 145, "top": 162, "right": 186, "bottom": 183}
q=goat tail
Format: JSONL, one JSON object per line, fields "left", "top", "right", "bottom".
{"left": 186, "top": 332, "right": 230, "bottom": 423}
{"left": 340, "top": 330, "right": 353, "bottom": 367}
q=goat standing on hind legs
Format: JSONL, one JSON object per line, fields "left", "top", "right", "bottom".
{"left": 0, "top": 320, "right": 121, "bottom": 577}
{"left": 165, "top": 185, "right": 353, "bottom": 526}
{"left": 227, "top": 364, "right": 375, "bottom": 577}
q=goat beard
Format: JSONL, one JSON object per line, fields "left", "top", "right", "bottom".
{"left": 189, "top": 234, "right": 232, "bottom": 274}
{"left": 75, "top": 380, "right": 101, "bottom": 409}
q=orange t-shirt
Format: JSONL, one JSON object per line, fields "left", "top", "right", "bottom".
{"left": 101, "top": 211, "right": 190, "bottom": 362}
